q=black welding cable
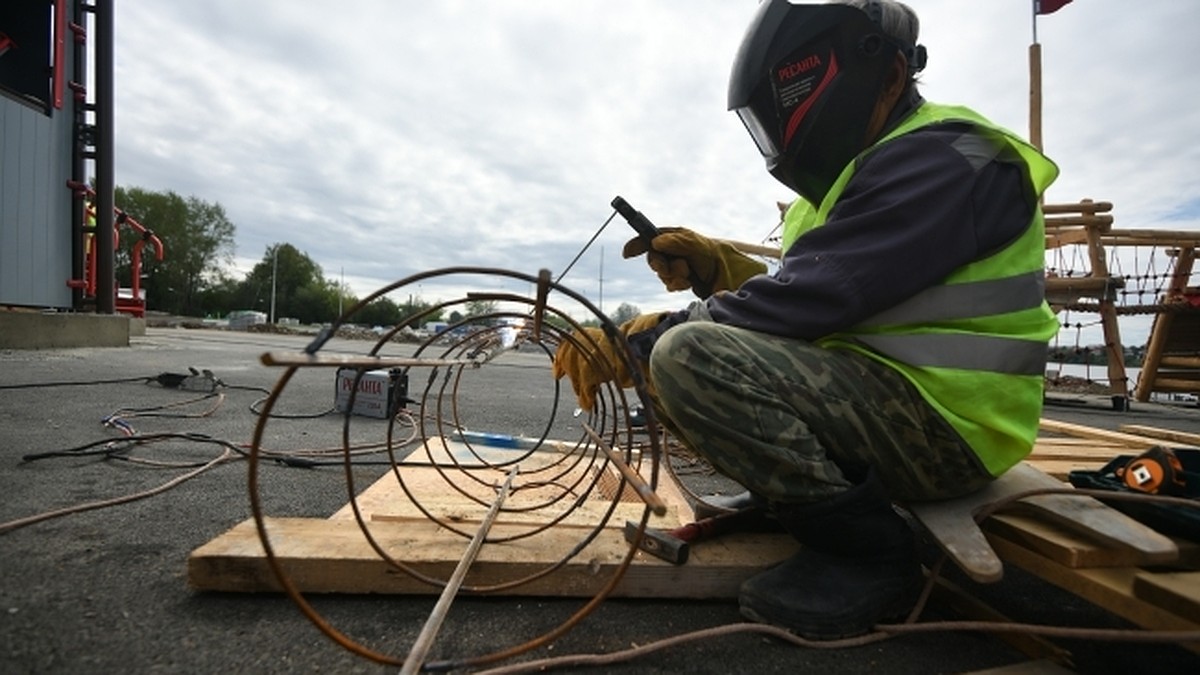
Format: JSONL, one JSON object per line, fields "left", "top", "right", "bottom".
{"left": 21, "top": 431, "right": 248, "bottom": 462}
{"left": 224, "top": 379, "right": 340, "bottom": 418}
{"left": 22, "top": 430, "right": 414, "bottom": 468}
{"left": 0, "top": 446, "right": 237, "bottom": 536}
{"left": 0, "top": 375, "right": 154, "bottom": 390}
{"left": 221, "top": 382, "right": 271, "bottom": 395}
{"left": 466, "top": 617, "right": 1200, "bottom": 675}
{"left": 248, "top": 395, "right": 336, "bottom": 419}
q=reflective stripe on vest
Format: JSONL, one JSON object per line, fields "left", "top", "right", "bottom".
{"left": 856, "top": 270, "right": 1046, "bottom": 328}
{"left": 852, "top": 333, "right": 1048, "bottom": 376}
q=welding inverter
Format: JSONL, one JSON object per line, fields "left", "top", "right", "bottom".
{"left": 334, "top": 368, "right": 408, "bottom": 419}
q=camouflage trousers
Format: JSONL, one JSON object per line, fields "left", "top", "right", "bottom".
{"left": 649, "top": 322, "right": 993, "bottom": 504}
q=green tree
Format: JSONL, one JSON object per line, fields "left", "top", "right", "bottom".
{"left": 292, "top": 280, "right": 341, "bottom": 324}
{"left": 192, "top": 273, "right": 241, "bottom": 318}
{"left": 238, "top": 243, "right": 336, "bottom": 323}
{"left": 396, "top": 296, "right": 442, "bottom": 327}
{"left": 464, "top": 299, "right": 498, "bottom": 318}
{"left": 113, "top": 186, "right": 235, "bottom": 316}
{"left": 354, "top": 296, "right": 402, "bottom": 327}
{"left": 237, "top": 243, "right": 324, "bottom": 319}
{"left": 609, "top": 302, "right": 641, "bottom": 325}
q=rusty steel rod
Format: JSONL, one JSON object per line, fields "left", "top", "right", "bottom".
{"left": 581, "top": 423, "right": 667, "bottom": 516}
{"left": 261, "top": 352, "right": 481, "bottom": 369}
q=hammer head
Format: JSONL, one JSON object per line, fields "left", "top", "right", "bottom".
{"left": 623, "top": 520, "right": 689, "bottom": 565}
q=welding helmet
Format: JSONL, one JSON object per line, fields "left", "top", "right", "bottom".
{"left": 728, "top": 1, "right": 924, "bottom": 204}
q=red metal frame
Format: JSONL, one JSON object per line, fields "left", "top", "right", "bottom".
{"left": 67, "top": 185, "right": 165, "bottom": 318}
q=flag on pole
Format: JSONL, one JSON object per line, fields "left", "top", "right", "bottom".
{"left": 1036, "top": 0, "right": 1074, "bottom": 15}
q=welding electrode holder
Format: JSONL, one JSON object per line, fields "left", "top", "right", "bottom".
{"left": 611, "top": 195, "right": 661, "bottom": 246}
{"left": 610, "top": 195, "right": 714, "bottom": 298}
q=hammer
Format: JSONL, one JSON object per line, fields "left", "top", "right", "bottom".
{"left": 623, "top": 507, "right": 778, "bottom": 565}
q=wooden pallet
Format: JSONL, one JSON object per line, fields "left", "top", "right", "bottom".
{"left": 188, "top": 425, "right": 1200, "bottom": 653}
{"left": 913, "top": 420, "right": 1200, "bottom": 654}
{"left": 1026, "top": 419, "right": 1200, "bottom": 480}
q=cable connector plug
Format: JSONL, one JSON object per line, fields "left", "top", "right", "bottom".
{"left": 180, "top": 368, "right": 220, "bottom": 393}
{"left": 156, "top": 372, "right": 188, "bottom": 388}
{"left": 156, "top": 367, "right": 221, "bottom": 393}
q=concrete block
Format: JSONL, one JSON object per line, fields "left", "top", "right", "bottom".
{"left": 0, "top": 311, "right": 130, "bottom": 349}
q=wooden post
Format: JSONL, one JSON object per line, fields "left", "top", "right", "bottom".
{"left": 1134, "top": 245, "right": 1197, "bottom": 401}
{"left": 1075, "top": 199, "right": 1129, "bottom": 408}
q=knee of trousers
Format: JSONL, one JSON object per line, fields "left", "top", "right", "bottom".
{"left": 647, "top": 321, "right": 726, "bottom": 385}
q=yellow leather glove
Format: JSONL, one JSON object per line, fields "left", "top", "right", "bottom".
{"left": 551, "top": 313, "right": 664, "bottom": 411}
{"left": 622, "top": 227, "right": 767, "bottom": 299}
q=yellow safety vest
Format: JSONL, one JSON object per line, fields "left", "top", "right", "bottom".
{"left": 781, "top": 102, "right": 1060, "bottom": 476}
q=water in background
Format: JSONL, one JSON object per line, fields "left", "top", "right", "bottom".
{"left": 1047, "top": 361, "right": 1198, "bottom": 404}
{"left": 1046, "top": 361, "right": 1139, "bottom": 385}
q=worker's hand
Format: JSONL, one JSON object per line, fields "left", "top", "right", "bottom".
{"left": 551, "top": 314, "right": 664, "bottom": 411}
{"left": 622, "top": 227, "right": 767, "bottom": 299}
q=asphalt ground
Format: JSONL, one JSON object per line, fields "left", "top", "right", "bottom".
{"left": 1, "top": 327, "right": 1198, "bottom": 674}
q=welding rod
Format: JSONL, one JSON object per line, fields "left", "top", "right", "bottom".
{"left": 400, "top": 465, "right": 519, "bottom": 674}
{"left": 582, "top": 422, "right": 666, "bottom": 516}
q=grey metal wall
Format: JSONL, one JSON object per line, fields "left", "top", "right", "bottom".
{"left": 0, "top": 13, "right": 78, "bottom": 310}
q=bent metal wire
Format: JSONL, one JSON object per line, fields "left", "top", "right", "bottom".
{"left": 247, "top": 267, "right": 665, "bottom": 670}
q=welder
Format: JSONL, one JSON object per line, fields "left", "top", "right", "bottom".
{"left": 553, "top": 0, "right": 1059, "bottom": 639}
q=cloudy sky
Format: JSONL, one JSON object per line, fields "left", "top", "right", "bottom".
{"left": 110, "top": 0, "right": 1198, "bottom": 346}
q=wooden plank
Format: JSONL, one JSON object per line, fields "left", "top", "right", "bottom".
{"left": 912, "top": 504, "right": 1004, "bottom": 583}
{"left": 367, "top": 500, "right": 678, "bottom": 532}
{"left": 1150, "top": 378, "right": 1200, "bottom": 393}
{"left": 1133, "top": 571, "right": 1200, "bottom": 624}
{"left": 1039, "top": 419, "right": 1198, "bottom": 450}
{"left": 1044, "top": 276, "right": 1113, "bottom": 293}
{"left": 330, "top": 454, "right": 686, "bottom": 529}
{"left": 1116, "top": 425, "right": 1200, "bottom": 447}
{"left": 1025, "top": 438, "right": 1126, "bottom": 475}
{"left": 909, "top": 463, "right": 1178, "bottom": 584}
{"left": 1159, "top": 356, "right": 1200, "bottom": 369}
{"left": 1029, "top": 439, "right": 1126, "bottom": 459}
{"left": 1002, "top": 464, "right": 1178, "bottom": 564}
{"left": 329, "top": 437, "right": 663, "bottom": 521}
{"left": 1034, "top": 437, "right": 1128, "bottom": 447}
{"left": 329, "top": 464, "right": 612, "bottom": 523}
{"left": 1043, "top": 200, "right": 1113, "bottom": 215}
{"left": 984, "top": 513, "right": 1170, "bottom": 569}
{"left": 1044, "top": 230, "right": 1091, "bottom": 248}
{"left": 190, "top": 435, "right": 796, "bottom": 598}
{"left": 186, "top": 516, "right": 796, "bottom": 598}
{"left": 1022, "top": 459, "right": 1110, "bottom": 480}
{"left": 987, "top": 533, "right": 1200, "bottom": 655}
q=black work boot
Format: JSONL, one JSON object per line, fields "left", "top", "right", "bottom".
{"left": 738, "top": 469, "right": 922, "bottom": 640}
{"left": 692, "top": 490, "right": 766, "bottom": 520}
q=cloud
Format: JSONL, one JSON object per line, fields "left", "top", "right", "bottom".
{"left": 112, "top": 0, "right": 1198, "bottom": 347}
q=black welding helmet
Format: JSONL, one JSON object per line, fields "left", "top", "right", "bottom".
{"left": 728, "top": 1, "right": 919, "bottom": 203}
